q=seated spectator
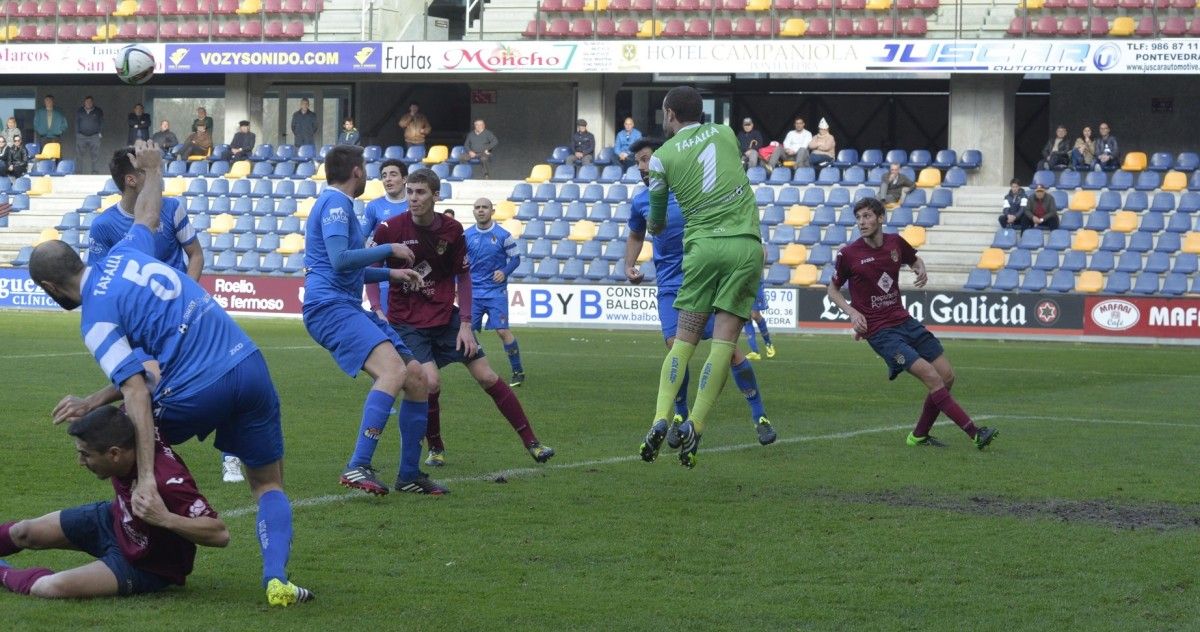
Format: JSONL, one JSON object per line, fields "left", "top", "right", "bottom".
{"left": 181, "top": 124, "right": 212, "bottom": 158}
{"left": 461, "top": 118, "right": 498, "bottom": 178}
{"left": 2, "top": 117, "right": 19, "bottom": 145}
{"left": 229, "top": 120, "right": 256, "bottom": 161}
{"left": 1071, "top": 125, "right": 1096, "bottom": 171}
{"left": 337, "top": 118, "right": 361, "bottom": 146}
{"left": 1039, "top": 124, "right": 1071, "bottom": 171}
{"left": 999, "top": 178, "right": 1030, "bottom": 230}
{"left": 808, "top": 118, "right": 835, "bottom": 168}
{"left": 6, "top": 134, "right": 28, "bottom": 179}
{"left": 1094, "top": 122, "right": 1119, "bottom": 172}
{"left": 878, "top": 162, "right": 915, "bottom": 206}
{"left": 151, "top": 120, "right": 178, "bottom": 159}
{"left": 614, "top": 117, "right": 642, "bottom": 171}
{"left": 737, "top": 117, "right": 765, "bottom": 169}
{"left": 566, "top": 119, "right": 595, "bottom": 166}
{"left": 1025, "top": 184, "right": 1059, "bottom": 230}
{"left": 0, "top": 136, "right": 9, "bottom": 175}
{"left": 766, "top": 116, "right": 811, "bottom": 172}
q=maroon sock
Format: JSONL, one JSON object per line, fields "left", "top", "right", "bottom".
{"left": 425, "top": 391, "right": 444, "bottom": 452}
{"left": 484, "top": 380, "right": 537, "bottom": 446}
{"left": 0, "top": 522, "right": 19, "bottom": 556}
{"left": 912, "top": 394, "right": 940, "bottom": 437}
{"left": 930, "top": 387, "right": 977, "bottom": 438}
{"left": 0, "top": 566, "right": 53, "bottom": 595}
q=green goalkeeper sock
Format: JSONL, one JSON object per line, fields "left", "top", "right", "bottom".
{"left": 688, "top": 340, "right": 736, "bottom": 436}
{"left": 655, "top": 339, "right": 696, "bottom": 422}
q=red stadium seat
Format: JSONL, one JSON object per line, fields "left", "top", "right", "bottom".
{"left": 35, "top": 24, "right": 56, "bottom": 40}
{"left": 1134, "top": 16, "right": 1157, "bottom": 36}
{"left": 522, "top": 19, "right": 548, "bottom": 37}
{"left": 159, "top": 20, "right": 179, "bottom": 37}
{"left": 1088, "top": 15, "right": 1108, "bottom": 36}
{"left": 913, "top": 0, "right": 935, "bottom": 8}
{"left": 714, "top": 17, "right": 732, "bottom": 36}
{"left": 218, "top": 20, "right": 241, "bottom": 38}
{"left": 569, "top": 17, "right": 593, "bottom": 37}
{"left": 242, "top": 18, "right": 262, "bottom": 37}
{"left": 540, "top": 0, "right": 563, "bottom": 11}
{"left": 615, "top": 17, "right": 639, "bottom": 35}
{"left": 1066, "top": 0, "right": 1088, "bottom": 8}
{"left": 894, "top": 0, "right": 913, "bottom": 8}
{"left": 1042, "top": 0, "right": 1066, "bottom": 6}
{"left": 281, "top": 0, "right": 300, "bottom": 11}
{"left": 195, "top": 0, "right": 213, "bottom": 13}
{"left": 76, "top": 23, "right": 98, "bottom": 38}
{"left": 58, "top": 0, "right": 79, "bottom": 14}
{"left": 607, "top": 0, "right": 629, "bottom": 9}
{"left": 301, "top": 0, "right": 320, "bottom": 14}
{"left": 773, "top": 0, "right": 792, "bottom": 8}
{"left": 35, "top": 0, "right": 55, "bottom": 16}
{"left": 159, "top": 0, "right": 179, "bottom": 11}
{"left": 263, "top": 0, "right": 280, "bottom": 10}
{"left": 1032, "top": 15, "right": 1057, "bottom": 35}
{"left": 901, "top": 15, "right": 926, "bottom": 35}
{"left": 545, "top": 17, "right": 570, "bottom": 37}
{"left": 1169, "top": 0, "right": 1192, "bottom": 7}
{"left": 97, "top": 0, "right": 116, "bottom": 13}
{"left": 856, "top": 16, "right": 878, "bottom": 35}
{"left": 879, "top": 16, "right": 895, "bottom": 35}
{"left": 685, "top": 18, "right": 709, "bottom": 37}
{"left": 178, "top": 0, "right": 198, "bottom": 13}
{"left": 834, "top": 17, "right": 853, "bottom": 36}
{"left": 1161, "top": 15, "right": 1186, "bottom": 36}
{"left": 139, "top": 0, "right": 159, "bottom": 14}
{"left": 757, "top": 16, "right": 779, "bottom": 36}
{"left": 283, "top": 19, "right": 303, "bottom": 37}
{"left": 806, "top": 16, "right": 829, "bottom": 35}
{"left": 793, "top": 0, "right": 817, "bottom": 9}
{"left": 265, "top": 19, "right": 287, "bottom": 37}
{"left": 1007, "top": 16, "right": 1030, "bottom": 35}
{"left": 136, "top": 21, "right": 158, "bottom": 38}
{"left": 16, "top": 0, "right": 35, "bottom": 14}
{"left": 732, "top": 16, "right": 756, "bottom": 36}
{"left": 1091, "top": 0, "right": 1115, "bottom": 8}
{"left": 722, "top": 0, "right": 746, "bottom": 9}
{"left": 629, "top": 0, "right": 652, "bottom": 10}
{"left": 1059, "top": 15, "right": 1084, "bottom": 36}
{"left": 115, "top": 21, "right": 138, "bottom": 39}
{"left": 196, "top": 18, "right": 211, "bottom": 37}
{"left": 654, "top": 0, "right": 676, "bottom": 10}
{"left": 660, "top": 18, "right": 685, "bottom": 37}
{"left": 838, "top": 0, "right": 865, "bottom": 9}
{"left": 1118, "top": 0, "right": 1141, "bottom": 9}
{"left": 595, "top": 17, "right": 616, "bottom": 36}
{"left": 76, "top": 0, "right": 98, "bottom": 14}
{"left": 676, "top": 0, "right": 698, "bottom": 10}
{"left": 1190, "top": 17, "right": 1200, "bottom": 36}
{"left": 15, "top": 24, "right": 36, "bottom": 40}
{"left": 57, "top": 23, "right": 79, "bottom": 39}
{"left": 177, "top": 19, "right": 199, "bottom": 37}
{"left": 815, "top": 0, "right": 832, "bottom": 8}
{"left": 563, "top": 0, "right": 586, "bottom": 9}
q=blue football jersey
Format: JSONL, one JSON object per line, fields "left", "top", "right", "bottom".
{"left": 88, "top": 198, "right": 196, "bottom": 273}
{"left": 361, "top": 196, "right": 408, "bottom": 243}
{"left": 80, "top": 224, "right": 257, "bottom": 403}
{"left": 465, "top": 223, "right": 519, "bottom": 299}
{"left": 304, "top": 188, "right": 367, "bottom": 306}
{"left": 628, "top": 188, "right": 685, "bottom": 294}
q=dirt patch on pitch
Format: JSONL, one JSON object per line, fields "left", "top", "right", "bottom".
{"left": 819, "top": 488, "right": 1200, "bottom": 531}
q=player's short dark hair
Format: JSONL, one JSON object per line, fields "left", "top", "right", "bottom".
{"left": 325, "top": 145, "right": 365, "bottom": 184}
{"left": 853, "top": 197, "right": 886, "bottom": 219}
{"left": 109, "top": 147, "right": 138, "bottom": 193}
{"left": 406, "top": 167, "right": 441, "bottom": 195}
{"left": 663, "top": 86, "right": 703, "bottom": 125}
{"left": 629, "top": 138, "right": 663, "bottom": 155}
{"left": 380, "top": 159, "right": 407, "bottom": 177}
{"left": 238, "top": 120, "right": 250, "bottom": 127}
{"left": 68, "top": 406, "right": 136, "bottom": 453}
{"left": 1010, "top": 178, "right": 1021, "bottom": 186}
{"left": 29, "top": 239, "right": 85, "bottom": 289}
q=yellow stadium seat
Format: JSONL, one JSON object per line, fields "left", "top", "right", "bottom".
{"left": 92, "top": 23, "right": 119, "bottom": 41}
{"left": 294, "top": 197, "right": 316, "bottom": 219}
{"left": 525, "top": 164, "right": 552, "bottom": 184}
{"left": 1162, "top": 171, "right": 1187, "bottom": 192}
{"left": 637, "top": 240, "right": 653, "bottom": 263}
{"left": 113, "top": 0, "right": 139, "bottom": 15}
{"left": 1110, "top": 210, "right": 1138, "bottom": 233}
{"left": 865, "top": 0, "right": 891, "bottom": 8}
{"left": 0, "top": 25, "right": 18, "bottom": 42}
{"left": 421, "top": 145, "right": 449, "bottom": 165}
{"left": 225, "top": 160, "right": 251, "bottom": 179}
{"left": 901, "top": 225, "right": 926, "bottom": 248}
{"left": 208, "top": 213, "right": 236, "bottom": 235}
{"left": 1109, "top": 16, "right": 1135, "bottom": 36}
{"left": 782, "top": 160, "right": 796, "bottom": 168}
{"left": 34, "top": 142, "right": 61, "bottom": 161}
{"left": 582, "top": 0, "right": 609, "bottom": 9}
{"left": 493, "top": 200, "right": 516, "bottom": 221}
{"left": 746, "top": 0, "right": 771, "bottom": 9}
{"left": 187, "top": 148, "right": 211, "bottom": 162}
{"left": 358, "top": 180, "right": 385, "bottom": 200}
{"left": 276, "top": 233, "right": 305, "bottom": 255}
{"left": 977, "top": 248, "right": 1005, "bottom": 271}
{"left": 1020, "top": 0, "right": 1043, "bottom": 7}
{"left": 1121, "top": 151, "right": 1147, "bottom": 172}
{"left": 1072, "top": 229, "right": 1099, "bottom": 252}
{"left": 313, "top": 163, "right": 327, "bottom": 181}
{"left": 780, "top": 18, "right": 807, "bottom": 37}
{"left": 915, "top": 167, "right": 941, "bottom": 188}
{"left": 1076, "top": 270, "right": 1103, "bottom": 293}
{"left": 501, "top": 218, "right": 525, "bottom": 239}
{"left": 35, "top": 227, "right": 61, "bottom": 245}
{"left": 236, "top": 0, "right": 262, "bottom": 13}
{"left": 1184, "top": 232, "right": 1200, "bottom": 255}
{"left": 784, "top": 204, "right": 811, "bottom": 226}
{"left": 27, "top": 176, "right": 52, "bottom": 196}
{"left": 163, "top": 177, "right": 187, "bottom": 197}
{"left": 790, "top": 264, "right": 819, "bottom": 286}
{"left": 102, "top": 193, "right": 121, "bottom": 208}
{"left": 1068, "top": 191, "right": 1096, "bottom": 212}
{"left": 779, "top": 243, "right": 808, "bottom": 266}
{"left": 637, "top": 19, "right": 664, "bottom": 38}
{"left": 568, "top": 220, "right": 597, "bottom": 242}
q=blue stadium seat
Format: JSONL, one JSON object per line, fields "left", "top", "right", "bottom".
{"left": 563, "top": 201, "right": 587, "bottom": 222}
{"left": 1148, "top": 152, "right": 1173, "bottom": 172}
{"left": 821, "top": 226, "right": 848, "bottom": 246}
{"left": 295, "top": 145, "right": 316, "bottom": 163}
{"left": 927, "top": 188, "right": 952, "bottom": 209}
{"left": 582, "top": 202, "right": 608, "bottom": 222}
{"left": 1088, "top": 251, "right": 1115, "bottom": 272}
{"left": 1176, "top": 152, "right": 1200, "bottom": 172}
{"left": 597, "top": 238, "right": 624, "bottom": 260}
{"left": 574, "top": 184, "right": 602, "bottom": 204}
{"left": 430, "top": 163, "right": 451, "bottom": 181}
{"left": 1173, "top": 253, "right": 1198, "bottom": 274}
{"left": 1123, "top": 191, "right": 1148, "bottom": 213}
{"left": 60, "top": 229, "right": 83, "bottom": 248}
{"left": 1115, "top": 251, "right": 1142, "bottom": 273}
{"left": 1149, "top": 192, "right": 1175, "bottom": 214}
{"left": 403, "top": 146, "right": 426, "bottom": 164}
{"left": 209, "top": 161, "right": 231, "bottom": 178}
{"left": 186, "top": 197, "right": 208, "bottom": 213}
{"left": 1109, "top": 170, "right": 1134, "bottom": 190}
{"left": 621, "top": 166, "right": 641, "bottom": 184}
{"left": 1005, "top": 248, "right": 1033, "bottom": 270}
{"left": 942, "top": 167, "right": 967, "bottom": 188}
{"left": 546, "top": 219, "right": 570, "bottom": 240}
{"left": 250, "top": 162, "right": 273, "bottom": 178}
{"left": 816, "top": 167, "right": 840, "bottom": 186}
{"left": 1048, "top": 269, "right": 1074, "bottom": 293}
{"left": 194, "top": 231, "right": 211, "bottom": 250}
{"left": 447, "top": 164, "right": 473, "bottom": 181}
{"left": 509, "top": 258, "right": 533, "bottom": 280}
{"left": 791, "top": 167, "right": 816, "bottom": 186}
{"left": 1050, "top": 190, "right": 1068, "bottom": 211}
{"left": 594, "top": 147, "right": 615, "bottom": 167}
{"left": 538, "top": 201, "right": 563, "bottom": 221}
{"left": 583, "top": 258, "right": 609, "bottom": 281}
{"left": 910, "top": 207, "right": 937, "bottom": 228}
{"left": 185, "top": 179, "right": 207, "bottom": 197}
{"left": 765, "top": 264, "right": 790, "bottom": 286}
{"left": 761, "top": 205, "right": 784, "bottom": 226}
{"left": 1018, "top": 230, "right": 1045, "bottom": 250}
{"left": 552, "top": 241, "right": 577, "bottom": 260}
{"left": 1032, "top": 250, "right": 1059, "bottom": 271}
{"left": 1031, "top": 170, "right": 1055, "bottom": 189}
{"left": 272, "top": 144, "right": 295, "bottom": 163}
{"left": 1046, "top": 229, "right": 1071, "bottom": 251}
{"left": 1020, "top": 269, "right": 1047, "bottom": 292}
{"left": 1161, "top": 273, "right": 1187, "bottom": 296}
{"left": 361, "top": 146, "right": 381, "bottom": 163}
{"left": 1130, "top": 273, "right": 1159, "bottom": 295}
{"left": 840, "top": 166, "right": 866, "bottom": 187}
{"left": 56, "top": 212, "right": 80, "bottom": 230}
{"left": 1139, "top": 213, "right": 1164, "bottom": 234}
{"left": 833, "top": 149, "right": 859, "bottom": 169}
{"left": 555, "top": 184, "right": 580, "bottom": 203}
{"left": 992, "top": 269, "right": 1019, "bottom": 291}
{"left": 858, "top": 149, "right": 883, "bottom": 169}
{"left": 280, "top": 253, "right": 303, "bottom": 275}
{"left": 964, "top": 268, "right": 991, "bottom": 290}
{"left": 1099, "top": 231, "right": 1125, "bottom": 251}
{"left": 259, "top": 252, "right": 284, "bottom": 274}
{"left": 887, "top": 207, "right": 913, "bottom": 228}
{"left": 249, "top": 144, "right": 273, "bottom": 162}
{"left": 253, "top": 215, "right": 278, "bottom": 235}
{"left": 576, "top": 165, "right": 599, "bottom": 183}
{"left": 597, "top": 165, "right": 622, "bottom": 184}
{"left": 530, "top": 183, "right": 555, "bottom": 203}
{"left": 191, "top": 213, "right": 211, "bottom": 232}
{"left": 991, "top": 228, "right": 1018, "bottom": 249}
{"left": 808, "top": 244, "right": 833, "bottom": 266}
{"left": 166, "top": 160, "right": 187, "bottom": 176}
{"left": 577, "top": 239, "right": 602, "bottom": 261}
{"left": 279, "top": 216, "right": 301, "bottom": 234}
{"left": 1082, "top": 171, "right": 1107, "bottom": 190}
{"left": 187, "top": 161, "right": 208, "bottom": 177}
{"left": 1059, "top": 211, "right": 1083, "bottom": 231}
{"left": 865, "top": 167, "right": 887, "bottom": 187}
{"left": 746, "top": 167, "right": 768, "bottom": 185}
{"left": 233, "top": 253, "right": 259, "bottom": 273}
{"left": 768, "top": 167, "right": 792, "bottom": 185}
{"left": 604, "top": 184, "right": 628, "bottom": 203}
{"left": 1095, "top": 192, "right": 1121, "bottom": 213}
{"left": 884, "top": 149, "right": 907, "bottom": 166}
{"left": 612, "top": 202, "right": 632, "bottom": 222}
{"left": 271, "top": 181, "right": 295, "bottom": 200}
{"left": 793, "top": 224, "right": 819, "bottom": 245}
{"left": 1085, "top": 210, "right": 1111, "bottom": 231}
{"left": 210, "top": 250, "right": 237, "bottom": 272}
{"left": 247, "top": 198, "right": 272, "bottom": 219}
{"left": 908, "top": 149, "right": 931, "bottom": 169}
{"left": 811, "top": 205, "right": 836, "bottom": 226}
{"left": 1056, "top": 170, "right": 1081, "bottom": 189}
{"left": 526, "top": 238, "right": 552, "bottom": 260}
{"left": 383, "top": 145, "right": 405, "bottom": 161}
{"left": 755, "top": 187, "right": 775, "bottom": 206}
{"left": 827, "top": 187, "right": 851, "bottom": 207}
{"left": 1182, "top": 192, "right": 1200, "bottom": 214}
{"left": 836, "top": 206, "right": 857, "bottom": 227}
{"left": 900, "top": 189, "right": 927, "bottom": 208}
{"left": 1061, "top": 250, "right": 1086, "bottom": 272}
{"left": 509, "top": 183, "right": 532, "bottom": 202}
{"left": 257, "top": 233, "right": 280, "bottom": 253}
{"left": 79, "top": 194, "right": 101, "bottom": 212}
{"left": 770, "top": 225, "right": 796, "bottom": 245}
{"left": 551, "top": 164, "right": 575, "bottom": 183}
{"left": 533, "top": 259, "right": 559, "bottom": 280}
{"left": 1143, "top": 251, "right": 1170, "bottom": 274}
{"left": 559, "top": 258, "right": 585, "bottom": 281}
{"left": 9, "top": 245, "right": 31, "bottom": 266}
{"left": 775, "top": 187, "right": 801, "bottom": 207}
{"left": 1154, "top": 232, "right": 1181, "bottom": 253}
{"left": 230, "top": 231, "right": 255, "bottom": 253}
{"left": 931, "top": 149, "right": 957, "bottom": 170}
{"left": 800, "top": 188, "right": 824, "bottom": 207}
{"left": 1167, "top": 213, "right": 1192, "bottom": 233}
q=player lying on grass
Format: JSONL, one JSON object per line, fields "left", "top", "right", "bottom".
{"left": 826, "top": 197, "right": 998, "bottom": 449}
{"left": 0, "top": 406, "right": 227, "bottom": 599}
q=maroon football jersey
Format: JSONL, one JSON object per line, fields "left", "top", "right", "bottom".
{"left": 831, "top": 233, "right": 918, "bottom": 339}
{"left": 374, "top": 212, "right": 470, "bottom": 328}
{"left": 110, "top": 435, "right": 218, "bottom": 585}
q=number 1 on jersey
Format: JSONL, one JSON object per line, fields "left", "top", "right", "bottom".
{"left": 697, "top": 143, "right": 717, "bottom": 193}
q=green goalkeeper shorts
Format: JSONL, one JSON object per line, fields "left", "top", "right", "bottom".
{"left": 674, "top": 235, "right": 764, "bottom": 320}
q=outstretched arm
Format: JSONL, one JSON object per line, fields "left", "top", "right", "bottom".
{"left": 131, "top": 140, "right": 164, "bottom": 232}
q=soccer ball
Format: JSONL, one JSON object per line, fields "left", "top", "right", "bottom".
{"left": 114, "top": 45, "right": 155, "bottom": 85}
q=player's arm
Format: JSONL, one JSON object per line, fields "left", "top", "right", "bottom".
{"left": 117, "top": 373, "right": 163, "bottom": 513}
{"left": 182, "top": 239, "right": 203, "bottom": 281}
{"left": 624, "top": 228, "right": 646, "bottom": 284}
{"left": 136, "top": 492, "right": 229, "bottom": 548}
{"left": 52, "top": 385, "right": 121, "bottom": 424}
{"left": 826, "top": 253, "right": 868, "bottom": 335}
{"left": 908, "top": 256, "right": 928, "bottom": 288}
{"left": 131, "top": 141, "right": 164, "bottom": 232}
{"left": 646, "top": 155, "right": 668, "bottom": 235}
{"left": 496, "top": 236, "right": 520, "bottom": 283}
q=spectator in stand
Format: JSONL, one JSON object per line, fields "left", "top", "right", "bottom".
{"left": 1024, "top": 184, "right": 1059, "bottom": 230}
{"left": 190, "top": 107, "right": 213, "bottom": 134}
{"left": 736, "top": 117, "right": 765, "bottom": 170}
{"left": 181, "top": 123, "right": 213, "bottom": 158}
{"left": 1038, "top": 124, "right": 1071, "bottom": 171}
{"left": 290, "top": 99, "right": 318, "bottom": 147}
{"left": 2, "top": 117, "right": 19, "bottom": 145}
{"left": 614, "top": 117, "right": 642, "bottom": 171}
{"left": 151, "top": 120, "right": 178, "bottom": 159}
{"left": 337, "top": 118, "right": 360, "bottom": 146}
{"left": 1071, "top": 125, "right": 1096, "bottom": 171}
{"left": 398, "top": 103, "right": 432, "bottom": 150}
{"left": 766, "top": 116, "right": 812, "bottom": 173}
{"left": 808, "top": 118, "right": 836, "bottom": 168}
{"left": 878, "top": 162, "right": 915, "bottom": 207}
{"left": 6, "top": 134, "right": 28, "bottom": 179}
{"left": 1093, "top": 122, "right": 1119, "bottom": 172}
{"left": 461, "top": 118, "right": 498, "bottom": 178}
{"left": 999, "top": 178, "right": 1030, "bottom": 230}
{"left": 76, "top": 96, "right": 104, "bottom": 174}
{"left": 127, "top": 103, "right": 151, "bottom": 145}
{"left": 229, "top": 120, "right": 256, "bottom": 161}
{"left": 34, "top": 95, "right": 67, "bottom": 145}
{"left": 566, "top": 119, "right": 595, "bottom": 167}
{"left": 0, "top": 136, "right": 8, "bottom": 175}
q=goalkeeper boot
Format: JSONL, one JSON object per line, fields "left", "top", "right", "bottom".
{"left": 639, "top": 419, "right": 668, "bottom": 463}
{"left": 677, "top": 421, "right": 701, "bottom": 469}
{"left": 665, "top": 414, "right": 684, "bottom": 449}
{"left": 755, "top": 417, "right": 777, "bottom": 445}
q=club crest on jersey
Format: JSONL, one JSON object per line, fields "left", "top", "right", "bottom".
{"left": 894, "top": 352, "right": 906, "bottom": 366}
{"left": 437, "top": 239, "right": 448, "bottom": 255}
{"left": 890, "top": 249, "right": 899, "bottom": 262}
{"left": 877, "top": 271, "right": 894, "bottom": 293}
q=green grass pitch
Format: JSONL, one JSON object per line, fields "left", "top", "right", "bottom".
{"left": 2, "top": 311, "right": 1198, "bottom": 630}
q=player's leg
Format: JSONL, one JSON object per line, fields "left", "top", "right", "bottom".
{"left": 464, "top": 351, "right": 555, "bottom": 463}
{"left": 418, "top": 359, "right": 446, "bottom": 465}
{"left": 3, "top": 505, "right": 112, "bottom": 598}
{"left": 729, "top": 346, "right": 775, "bottom": 445}
{"left": 902, "top": 327, "right": 995, "bottom": 449}
{"left": 0, "top": 560, "right": 114, "bottom": 599}
{"left": 656, "top": 293, "right": 691, "bottom": 440}
{"left": 343, "top": 341, "right": 410, "bottom": 494}
{"left": 1, "top": 511, "right": 73, "bottom": 554}
{"left": 743, "top": 318, "right": 760, "bottom": 359}
{"left": 755, "top": 311, "right": 775, "bottom": 358}
{"left": 496, "top": 327, "right": 525, "bottom": 386}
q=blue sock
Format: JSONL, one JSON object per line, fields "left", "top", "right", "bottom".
{"left": 0, "top": 559, "right": 9, "bottom": 568}
{"left": 397, "top": 399, "right": 429, "bottom": 482}
{"left": 731, "top": 359, "right": 766, "bottom": 421}
{"left": 256, "top": 489, "right": 292, "bottom": 587}
{"left": 744, "top": 322, "right": 759, "bottom": 353}
{"left": 347, "top": 389, "right": 395, "bottom": 469}
{"left": 756, "top": 318, "right": 772, "bottom": 345}
{"left": 673, "top": 366, "right": 691, "bottom": 418}
{"left": 504, "top": 339, "right": 524, "bottom": 373}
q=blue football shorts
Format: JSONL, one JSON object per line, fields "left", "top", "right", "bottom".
{"left": 866, "top": 317, "right": 946, "bottom": 381}
{"left": 59, "top": 501, "right": 173, "bottom": 595}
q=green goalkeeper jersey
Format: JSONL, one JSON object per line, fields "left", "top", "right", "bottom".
{"left": 648, "top": 122, "right": 761, "bottom": 246}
